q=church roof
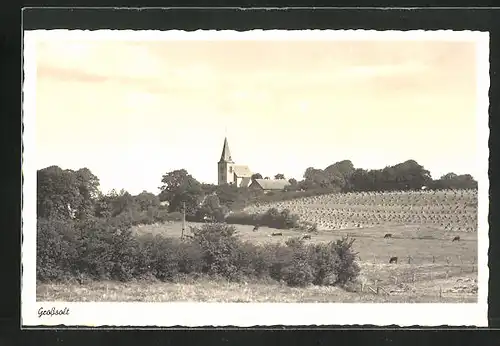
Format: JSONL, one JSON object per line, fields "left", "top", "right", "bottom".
{"left": 219, "top": 137, "right": 234, "bottom": 162}
{"left": 233, "top": 165, "right": 252, "bottom": 178}
{"left": 251, "top": 179, "right": 291, "bottom": 190}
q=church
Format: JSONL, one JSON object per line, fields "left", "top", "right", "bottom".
{"left": 217, "top": 137, "right": 253, "bottom": 187}
{"left": 217, "top": 137, "right": 291, "bottom": 191}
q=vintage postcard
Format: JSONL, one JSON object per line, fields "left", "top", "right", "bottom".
{"left": 22, "top": 29, "right": 489, "bottom": 327}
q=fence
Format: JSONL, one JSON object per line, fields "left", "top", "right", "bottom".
{"left": 357, "top": 255, "right": 478, "bottom": 298}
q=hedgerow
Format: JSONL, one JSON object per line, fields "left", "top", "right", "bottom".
{"left": 36, "top": 217, "right": 360, "bottom": 288}
{"left": 225, "top": 208, "right": 300, "bottom": 229}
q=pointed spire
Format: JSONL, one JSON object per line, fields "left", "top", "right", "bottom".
{"left": 220, "top": 137, "right": 234, "bottom": 162}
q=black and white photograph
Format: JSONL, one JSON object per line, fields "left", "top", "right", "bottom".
{"left": 22, "top": 28, "right": 489, "bottom": 327}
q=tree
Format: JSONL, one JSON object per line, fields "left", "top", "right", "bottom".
{"left": 274, "top": 173, "right": 285, "bottom": 180}
{"left": 109, "top": 189, "right": 136, "bottom": 217}
{"left": 159, "top": 169, "right": 204, "bottom": 215}
{"left": 324, "top": 160, "right": 355, "bottom": 191}
{"left": 251, "top": 173, "right": 263, "bottom": 181}
{"left": 428, "top": 173, "right": 477, "bottom": 190}
{"left": 37, "top": 166, "right": 101, "bottom": 221}
{"left": 196, "top": 194, "right": 227, "bottom": 222}
{"left": 73, "top": 168, "right": 101, "bottom": 220}
{"left": 134, "top": 191, "right": 160, "bottom": 212}
{"left": 303, "top": 167, "right": 332, "bottom": 190}
{"left": 391, "top": 160, "right": 432, "bottom": 191}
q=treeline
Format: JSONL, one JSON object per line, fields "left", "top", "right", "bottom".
{"left": 37, "top": 160, "right": 477, "bottom": 226}
{"left": 288, "top": 159, "right": 478, "bottom": 193}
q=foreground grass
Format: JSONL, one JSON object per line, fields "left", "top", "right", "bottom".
{"left": 37, "top": 258, "right": 478, "bottom": 303}
{"left": 37, "top": 274, "right": 477, "bottom": 303}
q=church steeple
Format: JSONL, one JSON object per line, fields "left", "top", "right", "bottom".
{"left": 219, "top": 137, "right": 234, "bottom": 163}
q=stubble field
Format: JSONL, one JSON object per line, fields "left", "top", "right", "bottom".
{"left": 37, "top": 190, "right": 479, "bottom": 303}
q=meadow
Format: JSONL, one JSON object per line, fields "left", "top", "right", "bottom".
{"left": 37, "top": 190, "right": 478, "bottom": 303}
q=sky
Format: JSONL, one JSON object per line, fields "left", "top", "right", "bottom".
{"left": 34, "top": 35, "right": 482, "bottom": 195}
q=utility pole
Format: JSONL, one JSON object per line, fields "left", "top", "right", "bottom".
{"left": 181, "top": 201, "right": 186, "bottom": 238}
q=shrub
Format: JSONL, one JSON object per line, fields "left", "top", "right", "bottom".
{"left": 308, "top": 242, "right": 339, "bottom": 285}
{"left": 282, "top": 259, "right": 315, "bottom": 287}
{"left": 155, "top": 210, "right": 183, "bottom": 223}
{"left": 190, "top": 222, "right": 240, "bottom": 279}
{"left": 225, "top": 212, "right": 259, "bottom": 226}
{"left": 232, "top": 241, "right": 270, "bottom": 279}
{"left": 143, "top": 236, "right": 180, "bottom": 281}
{"left": 37, "top": 213, "right": 361, "bottom": 289}
{"left": 37, "top": 218, "right": 79, "bottom": 281}
{"left": 263, "top": 243, "right": 293, "bottom": 281}
{"left": 176, "top": 241, "right": 204, "bottom": 274}
{"left": 225, "top": 208, "right": 300, "bottom": 229}
{"left": 330, "top": 236, "right": 360, "bottom": 286}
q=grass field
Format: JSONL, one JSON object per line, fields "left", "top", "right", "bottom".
{"left": 38, "top": 222, "right": 478, "bottom": 303}
{"left": 37, "top": 190, "right": 478, "bottom": 303}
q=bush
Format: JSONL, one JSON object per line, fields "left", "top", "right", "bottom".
{"left": 282, "top": 259, "right": 315, "bottom": 287}
{"left": 225, "top": 212, "right": 260, "bottom": 226}
{"left": 37, "top": 218, "right": 79, "bottom": 281}
{"left": 225, "top": 208, "right": 300, "bottom": 229}
{"left": 175, "top": 241, "right": 204, "bottom": 274}
{"left": 142, "top": 236, "right": 180, "bottom": 281}
{"left": 37, "top": 215, "right": 361, "bottom": 289}
{"left": 308, "top": 242, "right": 339, "bottom": 285}
{"left": 263, "top": 243, "right": 293, "bottom": 281}
{"left": 190, "top": 223, "right": 241, "bottom": 279}
{"left": 331, "top": 236, "right": 360, "bottom": 286}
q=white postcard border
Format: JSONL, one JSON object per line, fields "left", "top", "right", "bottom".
{"left": 22, "top": 29, "right": 490, "bottom": 327}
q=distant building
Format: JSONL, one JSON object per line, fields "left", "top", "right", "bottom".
{"left": 217, "top": 137, "right": 253, "bottom": 187}
{"left": 249, "top": 178, "right": 291, "bottom": 192}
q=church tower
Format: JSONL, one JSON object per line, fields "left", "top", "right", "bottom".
{"left": 218, "top": 137, "right": 235, "bottom": 185}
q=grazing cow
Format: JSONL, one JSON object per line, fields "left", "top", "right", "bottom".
{"left": 384, "top": 233, "right": 392, "bottom": 239}
{"left": 389, "top": 256, "right": 398, "bottom": 264}
{"left": 452, "top": 236, "right": 461, "bottom": 242}
{"left": 252, "top": 225, "right": 260, "bottom": 232}
{"left": 302, "top": 234, "right": 311, "bottom": 240}
{"left": 271, "top": 232, "right": 283, "bottom": 236}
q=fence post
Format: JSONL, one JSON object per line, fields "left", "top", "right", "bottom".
{"left": 432, "top": 256, "right": 436, "bottom": 264}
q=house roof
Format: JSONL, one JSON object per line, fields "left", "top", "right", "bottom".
{"left": 233, "top": 165, "right": 252, "bottom": 177}
{"left": 219, "top": 137, "right": 234, "bottom": 163}
{"left": 252, "top": 178, "right": 291, "bottom": 190}
{"left": 239, "top": 177, "right": 251, "bottom": 188}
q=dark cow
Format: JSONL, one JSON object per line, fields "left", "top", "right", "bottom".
{"left": 252, "top": 225, "right": 260, "bottom": 232}
{"left": 452, "top": 236, "right": 461, "bottom": 242}
{"left": 389, "top": 256, "right": 398, "bottom": 264}
{"left": 271, "top": 232, "right": 283, "bottom": 236}
{"left": 384, "top": 233, "right": 392, "bottom": 239}
{"left": 301, "top": 234, "right": 311, "bottom": 240}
